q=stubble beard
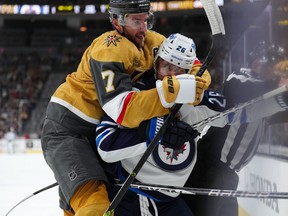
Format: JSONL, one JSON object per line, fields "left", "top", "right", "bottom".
{"left": 123, "top": 27, "right": 146, "bottom": 49}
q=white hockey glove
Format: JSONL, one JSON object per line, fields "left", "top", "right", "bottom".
{"left": 156, "top": 74, "right": 197, "bottom": 108}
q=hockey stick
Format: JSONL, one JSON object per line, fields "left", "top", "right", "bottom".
{"left": 115, "top": 181, "right": 288, "bottom": 199}
{"left": 192, "top": 84, "right": 288, "bottom": 129}
{"left": 4, "top": 182, "right": 58, "bottom": 216}
{"left": 103, "top": 1, "right": 225, "bottom": 215}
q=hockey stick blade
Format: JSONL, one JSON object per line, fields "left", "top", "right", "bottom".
{"left": 196, "top": 0, "right": 225, "bottom": 77}
{"left": 115, "top": 182, "right": 288, "bottom": 199}
{"left": 201, "top": 0, "right": 225, "bottom": 35}
{"left": 192, "top": 84, "right": 288, "bottom": 129}
{"left": 103, "top": 1, "right": 225, "bottom": 215}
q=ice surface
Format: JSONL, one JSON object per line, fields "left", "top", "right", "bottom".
{"left": 0, "top": 154, "right": 62, "bottom": 216}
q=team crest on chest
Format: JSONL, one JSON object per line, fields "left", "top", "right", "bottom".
{"left": 163, "top": 144, "right": 187, "bottom": 163}
{"left": 152, "top": 141, "right": 196, "bottom": 171}
{"left": 103, "top": 35, "right": 122, "bottom": 47}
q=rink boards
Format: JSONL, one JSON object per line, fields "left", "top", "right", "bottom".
{"left": 238, "top": 155, "right": 288, "bottom": 216}
{"left": 0, "top": 138, "right": 42, "bottom": 154}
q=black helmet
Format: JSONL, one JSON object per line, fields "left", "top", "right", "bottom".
{"left": 109, "top": 0, "right": 151, "bottom": 15}
{"left": 248, "top": 41, "right": 286, "bottom": 66}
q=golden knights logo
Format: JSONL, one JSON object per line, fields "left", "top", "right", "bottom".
{"left": 132, "top": 57, "right": 140, "bottom": 68}
{"left": 103, "top": 35, "right": 122, "bottom": 47}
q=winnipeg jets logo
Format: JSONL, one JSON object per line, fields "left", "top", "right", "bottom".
{"left": 163, "top": 144, "right": 187, "bottom": 163}
{"left": 152, "top": 141, "right": 195, "bottom": 171}
{"left": 103, "top": 35, "right": 122, "bottom": 47}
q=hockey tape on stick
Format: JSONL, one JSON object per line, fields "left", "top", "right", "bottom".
{"left": 195, "top": 0, "right": 225, "bottom": 77}
{"left": 192, "top": 84, "right": 288, "bottom": 129}
{"left": 103, "top": 1, "right": 225, "bottom": 215}
{"left": 201, "top": 0, "right": 225, "bottom": 35}
{"left": 115, "top": 182, "right": 288, "bottom": 199}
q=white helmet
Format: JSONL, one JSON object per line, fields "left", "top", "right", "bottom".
{"left": 155, "top": 33, "right": 197, "bottom": 73}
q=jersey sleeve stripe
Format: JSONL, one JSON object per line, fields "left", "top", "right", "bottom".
{"left": 50, "top": 96, "right": 100, "bottom": 124}
{"left": 116, "top": 91, "right": 134, "bottom": 125}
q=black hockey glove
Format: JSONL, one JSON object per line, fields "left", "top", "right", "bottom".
{"left": 162, "top": 119, "right": 199, "bottom": 150}
{"left": 138, "top": 116, "right": 199, "bottom": 150}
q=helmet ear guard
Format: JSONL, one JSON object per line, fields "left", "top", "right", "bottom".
{"left": 154, "top": 33, "right": 197, "bottom": 73}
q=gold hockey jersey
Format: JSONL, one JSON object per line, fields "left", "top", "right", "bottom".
{"left": 49, "top": 30, "right": 169, "bottom": 130}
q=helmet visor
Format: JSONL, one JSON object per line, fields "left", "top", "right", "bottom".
{"left": 118, "top": 12, "right": 154, "bottom": 30}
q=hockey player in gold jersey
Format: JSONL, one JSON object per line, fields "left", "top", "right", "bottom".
{"left": 41, "top": 1, "right": 211, "bottom": 216}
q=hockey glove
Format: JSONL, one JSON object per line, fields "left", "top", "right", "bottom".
{"left": 156, "top": 74, "right": 197, "bottom": 108}
{"left": 162, "top": 120, "right": 199, "bottom": 150}
{"left": 138, "top": 116, "right": 199, "bottom": 150}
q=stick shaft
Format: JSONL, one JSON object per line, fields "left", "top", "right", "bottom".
{"left": 5, "top": 182, "right": 58, "bottom": 216}
{"left": 192, "top": 84, "right": 288, "bottom": 129}
{"left": 116, "top": 182, "right": 288, "bottom": 199}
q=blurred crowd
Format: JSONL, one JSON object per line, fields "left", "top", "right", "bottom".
{"left": 0, "top": 48, "right": 83, "bottom": 138}
{"left": 0, "top": 51, "right": 50, "bottom": 137}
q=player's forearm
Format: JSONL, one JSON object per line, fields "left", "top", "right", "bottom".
{"left": 117, "top": 89, "right": 169, "bottom": 128}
